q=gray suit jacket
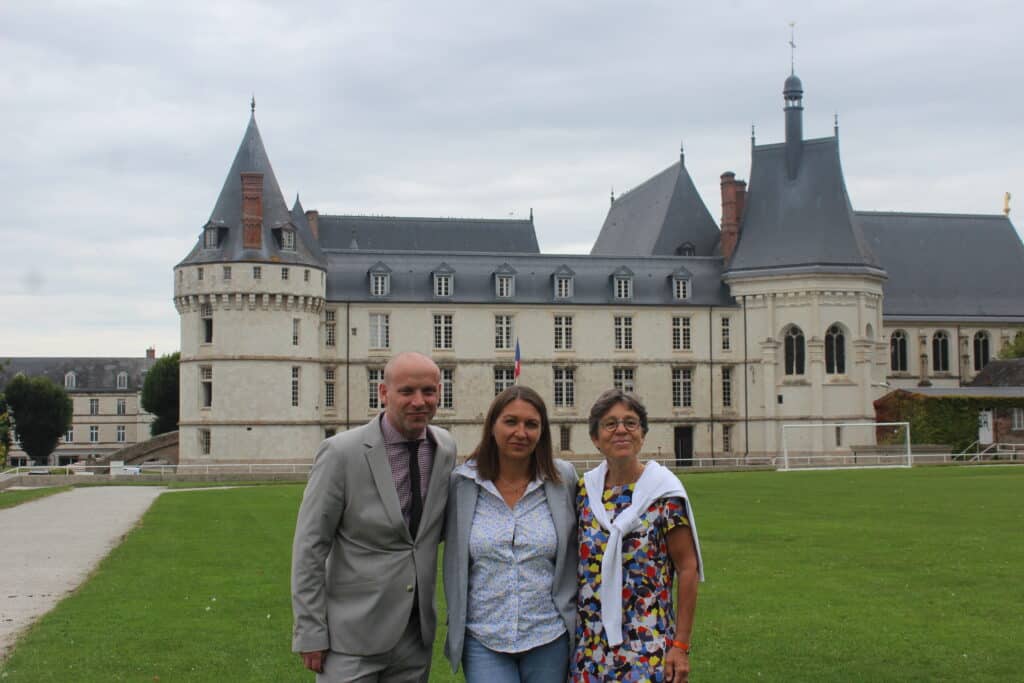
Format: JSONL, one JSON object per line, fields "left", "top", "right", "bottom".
{"left": 442, "top": 458, "right": 578, "bottom": 671}
{"left": 291, "top": 417, "right": 456, "bottom": 655}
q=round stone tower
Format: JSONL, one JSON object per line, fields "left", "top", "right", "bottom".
{"left": 174, "top": 111, "right": 327, "bottom": 464}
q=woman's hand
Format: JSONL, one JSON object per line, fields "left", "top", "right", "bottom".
{"left": 663, "top": 645, "right": 690, "bottom": 681}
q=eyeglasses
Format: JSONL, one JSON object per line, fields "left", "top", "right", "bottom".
{"left": 599, "top": 417, "right": 641, "bottom": 432}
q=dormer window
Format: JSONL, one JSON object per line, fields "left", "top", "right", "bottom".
{"left": 612, "top": 267, "right": 634, "bottom": 300}
{"left": 494, "top": 264, "right": 517, "bottom": 298}
{"left": 282, "top": 229, "right": 296, "bottom": 251}
{"left": 64, "top": 371, "right": 77, "bottom": 389}
{"left": 369, "top": 262, "right": 392, "bottom": 296}
{"left": 116, "top": 371, "right": 128, "bottom": 390}
{"left": 433, "top": 263, "right": 455, "bottom": 298}
{"left": 671, "top": 265, "right": 692, "bottom": 301}
{"left": 435, "top": 274, "right": 451, "bottom": 297}
{"left": 553, "top": 265, "right": 575, "bottom": 299}
{"left": 676, "top": 242, "right": 695, "bottom": 256}
{"left": 204, "top": 227, "right": 219, "bottom": 249}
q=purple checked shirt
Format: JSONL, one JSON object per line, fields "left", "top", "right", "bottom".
{"left": 380, "top": 414, "right": 436, "bottom": 529}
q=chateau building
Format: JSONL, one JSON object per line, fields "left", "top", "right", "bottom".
{"left": 1, "top": 351, "right": 157, "bottom": 466}
{"left": 173, "top": 73, "right": 1024, "bottom": 464}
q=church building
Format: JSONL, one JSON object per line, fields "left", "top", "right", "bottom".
{"left": 173, "top": 72, "right": 1024, "bottom": 464}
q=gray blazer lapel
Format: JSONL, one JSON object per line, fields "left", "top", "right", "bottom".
{"left": 422, "top": 430, "right": 455, "bottom": 525}
{"left": 364, "top": 437, "right": 408, "bottom": 538}
{"left": 545, "top": 475, "right": 570, "bottom": 579}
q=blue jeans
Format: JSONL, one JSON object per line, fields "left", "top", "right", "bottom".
{"left": 462, "top": 631, "right": 569, "bottom": 683}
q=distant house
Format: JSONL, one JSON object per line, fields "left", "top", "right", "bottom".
{"left": 0, "top": 350, "right": 158, "bottom": 466}
{"left": 968, "top": 359, "right": 1024, "bottom": 444}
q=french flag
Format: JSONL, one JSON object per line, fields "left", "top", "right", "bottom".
{"left": 514, "top": 337, "right": 521, "bottom": 380}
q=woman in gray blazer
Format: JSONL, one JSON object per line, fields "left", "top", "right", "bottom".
{"left": 443, "top": 385, "right": 578, "bottom": 682}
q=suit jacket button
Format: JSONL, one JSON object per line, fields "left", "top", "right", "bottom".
{"left": 406, "top": 584, "right": 414, "bottom": 592}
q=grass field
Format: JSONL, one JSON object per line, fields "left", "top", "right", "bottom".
{"left": 0, "top": 486, "right": 71, "bottom": 510}
{"left": 1, "top": 466, "right": 1022, "bottom": 681}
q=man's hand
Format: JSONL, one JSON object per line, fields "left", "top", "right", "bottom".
{"left": 301, "top": 650, "right": 327, "bottom": 673}
{"left": 663, "top": 646, "right": 690, "bottom": 682}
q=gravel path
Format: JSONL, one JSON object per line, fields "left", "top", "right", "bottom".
{"left": 0, "top": 486, "right": 167, "bottom": 659}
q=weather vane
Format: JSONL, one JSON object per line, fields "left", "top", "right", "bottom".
{"left": 789, "top": 21, "right": 797, "bottom": 74}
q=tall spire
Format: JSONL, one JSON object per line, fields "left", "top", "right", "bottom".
{"left": 788, "top": 21, "right": 797, "bottom": 75}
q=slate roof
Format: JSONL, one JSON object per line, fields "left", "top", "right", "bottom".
{"left": 726, "top": 137, "right": 883, "bottom": 278}
{"left": 316, "top": 215, "right": 540, "bottom": 253}
{"left": 968, "top": 359, "right": 1024, "bottom": 387}
{"left": 0, "top": 357, "right": 156, "bottom": 393}
{"left": 322, "top": 250, "right": 733, "bottom": 307}
{"left": 857, "top": 211, "right": 1024, "bottom": 321}
{"left": 591, "top": 157, "right": 721, "bottom": 257}
{"left": 178, "top": 115, "right": 326, "bottom": 269}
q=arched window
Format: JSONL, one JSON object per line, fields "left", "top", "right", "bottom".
{"left": 973, "top": 331, "right": 990, "bottom": 371}
{"left": 932, "top": 331, "right": 950, "bottom": 372}
{"left": 865, "top": 323, "right": 874, "bottom": 340}
{"left": 825, "top": 325, "right": 846, "bottom": 375}
{"left": 784, "top": 326, "right": 805, "bottom": 375}
{"left": 890, "top": 330, "right": 908, "bottom": 372}
{"left": 64, "top": 371, "right": 76, "bottom": 389}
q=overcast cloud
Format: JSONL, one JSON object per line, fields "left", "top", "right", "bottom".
{"left": 1, "top": 0, "right": 1021, "bottom": 358}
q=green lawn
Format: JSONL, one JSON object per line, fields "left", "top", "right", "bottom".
{"left": 0, "top": 486, "right": 70, "bottom": 510}
{"left": 2, "top": 466, "right": 1022, "bottom": 682}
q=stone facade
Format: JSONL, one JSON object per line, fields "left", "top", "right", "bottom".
{"left": 173, "top": 73, "right": 1024, "bottom": 465}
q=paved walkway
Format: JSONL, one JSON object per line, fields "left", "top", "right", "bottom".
{"left": 0, "top": 486, "right": 168, "bottom": 659}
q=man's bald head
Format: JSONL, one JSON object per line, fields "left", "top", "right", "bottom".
{"left": 380, "top": 352, "right": 442, "bottom": 439}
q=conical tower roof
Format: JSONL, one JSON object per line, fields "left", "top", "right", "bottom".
{"left": 591, "top": 154, "right": 720, "bottom": 257}
{"left": 178, "top": 113, "right": 325, "bottom": 268}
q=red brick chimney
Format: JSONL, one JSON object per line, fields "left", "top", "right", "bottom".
{"left": 305, "top": 209, "right": 320, "bottom": 240}
{"left": 146, "top": 347, "right": 156, "bottom": 359}
{"left": 720, "top": 172, "right": 743, "bottom": 262}
{"left": 241, "top": 173, "right": 264, "bottom": 249}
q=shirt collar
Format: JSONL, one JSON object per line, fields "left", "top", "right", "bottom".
{"left": 379, "top": 413, "right": 434, "bottom": 447}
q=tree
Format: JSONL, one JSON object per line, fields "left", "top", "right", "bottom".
{"left": 4, "top": 374, "right": 73, "bottom": 466}
{"left": 0, "top": 392, "right": 11, "bottom": 468}
{"left": 142, "top": 352, "right": 180, "bottom": 436}
{"left": 998, "top": 331, "right": 1024, "bottom": 359}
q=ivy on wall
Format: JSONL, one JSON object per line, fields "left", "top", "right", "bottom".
{"left": 875, "top": 391, "right": 1024, "bottom": 453}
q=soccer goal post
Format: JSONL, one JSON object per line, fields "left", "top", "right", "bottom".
{"left": 780, "top": 421, "right": 912, "bottom": 471}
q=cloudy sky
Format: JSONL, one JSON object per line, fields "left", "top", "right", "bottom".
{"left": 2, "top": 0, "right": 1020, "bottom": 358}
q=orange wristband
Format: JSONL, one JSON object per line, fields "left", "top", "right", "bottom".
{"left": 669, "top": 639, "right": 691, "bottom": 654}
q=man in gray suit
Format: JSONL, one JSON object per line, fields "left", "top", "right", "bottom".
{"left": 291, "top": 352, "right": 457, "bottom": 682}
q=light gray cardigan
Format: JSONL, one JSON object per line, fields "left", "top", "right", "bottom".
{"left": 442, "top": 458, "right": 579, "bottom": 672}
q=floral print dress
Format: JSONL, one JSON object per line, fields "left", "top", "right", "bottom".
{"left": 572, "top": 480, "right": 689, "bottom": 682}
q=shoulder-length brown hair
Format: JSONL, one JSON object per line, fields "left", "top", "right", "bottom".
{"left": 470, "top": 385, "right": 561, "bottom": 484}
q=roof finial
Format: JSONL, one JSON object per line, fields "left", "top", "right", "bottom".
{"left": 834, "top": 113, "right": 839, "bottom": 137}
{"left": 529, "top": 207, "right": 534, "bottom": 223}
{"left": 610, "top": 187, "right": 615, "bottom": 206}
{"left": 679, "top": 141, "right": 685, "bottom": 165}
{"left": 788, "top": 21, "right": 797, "bottom": 75}
{"left": 1005, "top": 191, "right": 1013, "bottom": 216}
{"left": 751, "top": 124, "right": 756, "bottom": 149}
{"left": 250, "top": 94, "right": 256, "bottom": 114}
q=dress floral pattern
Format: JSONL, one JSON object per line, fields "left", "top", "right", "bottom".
{"left": 573, "top": 479, "right": 689, "bottom": 682}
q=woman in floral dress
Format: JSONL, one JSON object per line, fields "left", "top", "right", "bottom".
{"left": 573, "top": 389, "right": 704, "bottom": 683}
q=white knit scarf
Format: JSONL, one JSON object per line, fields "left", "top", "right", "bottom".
{"left": 583, "top": 460, "right": 705, "bottom": 647}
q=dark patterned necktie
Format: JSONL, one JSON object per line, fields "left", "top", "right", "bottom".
{"left": 406, "top": 440, "right": 423, "bottom": 538}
